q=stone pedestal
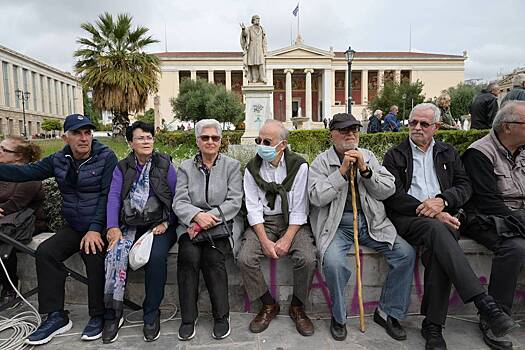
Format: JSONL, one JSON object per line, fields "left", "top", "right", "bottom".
{"left": 241, "top": 84, "right": 274, "bottom": 145}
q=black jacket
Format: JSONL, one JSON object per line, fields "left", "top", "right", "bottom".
{"left": 469, "top": 90, "right": 499, "bottom": 129}
{"left": 367, "top": 116, "right": 382, "bottom": 133}
{"left": 382, "top": 138, "right": 472, "bottom": 218}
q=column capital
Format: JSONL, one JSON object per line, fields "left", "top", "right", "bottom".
{"left": 304, "top": 68, "right": 314, "bottom": 74}
{"left": 284, "top": 68, "right": 294, "bottom": 75}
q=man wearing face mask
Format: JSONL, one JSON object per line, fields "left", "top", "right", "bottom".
{"left": 238, "top": 119, "right": 317, "bottom": 337}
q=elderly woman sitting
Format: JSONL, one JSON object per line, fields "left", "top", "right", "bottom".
{"left": 103, "top": 121, "right": 177, "bottom": 343}
{"left": 173, "top": 119, "right": 243, "bottom": 341}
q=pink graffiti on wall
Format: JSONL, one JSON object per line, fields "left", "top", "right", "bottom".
{"left": 243, "top": 249, "right": 525, "bottom": 314}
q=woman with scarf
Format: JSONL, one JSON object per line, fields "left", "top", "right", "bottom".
{"left": 173, "top": 119, "right": 243, "bottom": 341}
{"left": 103, "top": 121, "right": 177, "bottom": 344}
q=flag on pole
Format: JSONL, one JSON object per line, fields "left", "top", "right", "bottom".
{"left": 292, "top": 3, "right": 299, "bottom": 16}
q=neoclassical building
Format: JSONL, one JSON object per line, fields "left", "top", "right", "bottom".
{"left": 148, "top": 42, "right": 467, "bottom": 128}
{"left": 0, "top": 44, "right": 83, "bottom": 137}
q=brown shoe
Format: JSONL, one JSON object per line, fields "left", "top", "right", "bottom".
{"left": 249, "top": 303, "right": 280, "bottom": 333}
{"left": 289, "top": 305, "right": 314, "bottom": 336}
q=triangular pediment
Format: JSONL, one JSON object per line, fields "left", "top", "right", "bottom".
{"left": 268, "top": 44, "right": 334, "bottom": 59}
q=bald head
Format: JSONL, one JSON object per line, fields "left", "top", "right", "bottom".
{"left": 260, "top": 119, "right": 289, "bottom": 141}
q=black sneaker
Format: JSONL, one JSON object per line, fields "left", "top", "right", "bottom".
{"left": 373, "top": 308, "right": 407, "bottom": 340}
{"left": 421, "top": 319, "right": 447, "bottom": 350}
{"left": 475, "top": 295, "right": 519, "bottom": 338}
{"left": 1, "top": 288, "right": 21, "bottom": 309}
{"left": 178, "top": 319, "right": 197, "bottom": 341}
{"left": 102, "top": 317, "right": 123, "bottom": 344}
{"left": 212, "top": 315, "right": 231, "bottom": 340}
{"left": 143, "top": 311, "right": 161, "bottom": 342}
{"left": 25, "top": 310, "right": 73, "bottom": 345}
{"left": 480, "top": 316, "right": 513, "bottom": 350}
{"left": 330, "top": 317, "right": 347, "bottom": 341}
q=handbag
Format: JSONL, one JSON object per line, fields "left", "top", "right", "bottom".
{"left": 192, "top": 206, "right": 233, "bottom": 249}
{"left": 129, "top": 229, "right": 154, "bottom": 270}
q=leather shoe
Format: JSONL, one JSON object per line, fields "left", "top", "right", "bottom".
{"left": 330, "top": 317, "right": 347, "bottom": 341}
{"left": 249, "top": 303, "right": 280, "bottom": 333}
{"left": 421, "top": 319, "right": 447, "bottom": 350}
{"left": 288, "top": 305, "right": 314, "bottom": 336}
{"left": 373, "top": 308, "right": 406, "bottom": 340}
{"left": 480, "top": 316, "right": 513, "bottom": 350}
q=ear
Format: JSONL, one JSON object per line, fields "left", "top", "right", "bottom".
{"left": 434, "top": 123, "right": 441, "bottom": 131}
{"left": 61, "top": 134, "right": 68, "bottom": 144}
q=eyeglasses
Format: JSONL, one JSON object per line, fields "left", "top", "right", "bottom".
{"left": 408, "top": 120, "right": 435, "bottom": 129}
{"left": 133, "top": 136, "right": 154, "bottom": 142}
{"left": 199, "top": 135, "right": 221, "bottom": 142}
{"left": 0, "top": 145, "right": 18, "bottom": 154}
{"left": 255, "top": 137, "right": 274, "bottom": 146}
{"left": 335, "top": 126, "right": 360, "bottom": 135}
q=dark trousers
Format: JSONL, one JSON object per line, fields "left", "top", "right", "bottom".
{"left": 177, "top": 233, "right": 230, "bottom": 323}
{"left": 391, "top": 215, "right": 485, "bottom": 325}
{"left": 137, "top": 225, "right": 177, "bottom": 324}
{"left": 463, "top": 219, "right": 525, "bottom": 313}
{"left": 35, "top": 224, "right": 106, "bottom": 317}
{"left": 0, "top": 251, "right": 18, "bottom": 291}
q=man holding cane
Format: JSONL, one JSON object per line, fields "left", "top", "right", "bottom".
{"left": 308, "top": 113, "right": 415, "bottom": 341}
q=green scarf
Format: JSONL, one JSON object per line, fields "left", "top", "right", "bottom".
{"left": 246, "top": 148, "right": 307, "bottom": 225}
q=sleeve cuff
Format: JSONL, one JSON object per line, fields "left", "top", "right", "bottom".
{"left": 88, "top": 224, "right": 103, "bottom": 234}
{"left": 247, "top": 213, "right": 265, "bottom": 226}
{"left": 289, "top": 213, "right": 307, "bottom": 225}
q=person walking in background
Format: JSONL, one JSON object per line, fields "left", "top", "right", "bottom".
{"left": 383, "top": 106, "right": 401, "bottom": 132}
{"left": 470, "top": 83, "right": 500, "bottom": 129}
{"left": 367, "top": 109, "right": 383, "bottom": 133}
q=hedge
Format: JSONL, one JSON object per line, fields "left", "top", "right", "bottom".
{"left": 155, "top": 129, "right": 490, "bottom": 163}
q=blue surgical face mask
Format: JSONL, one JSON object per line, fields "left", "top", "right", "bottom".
{"left": 256, "top": 141, "right": 283, "bottom": 161}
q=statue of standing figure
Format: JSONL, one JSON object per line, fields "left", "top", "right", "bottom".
{"left": 240, "top": 15, "right": 267, "bottom": 84}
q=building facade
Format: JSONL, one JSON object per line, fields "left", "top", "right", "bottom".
{"left": 148, "top": 42, "right": 467, "bottom": 127}
{"left": 0, "top": 45, "right": 83, "bottom": 137}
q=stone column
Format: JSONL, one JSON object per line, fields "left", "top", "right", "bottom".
{"left": 361, "top": 70, "right": 368, "bottom": 106}
{"left": 304, "top": 69, "right": 314, "bottom": 122}
{"left": 208, "top": 70, "right": 214, "bottom": 83}
{"left": 331, "top": 70, "right": 336, "bottom": 105}
{"left": 266, "top": 68, "right": 274, "bottom": 87}
{"left": 225, "top": 70, "right": 232, "bottom": 91}
{"left": 190, "top": 70, "right": 197, "bottom": 81}
{"left": 394, "top": 70, "right": 401, "bottom": 84}
{"left": 242, "top": 73, "right": 248, "bottom": 86}
{"left": 0, "top": 64, "right": 4, "bottom": 107}
{"left": 323, "top": 69, "right": 333, "bottom": 121}
{"left": 378, "top": 70, "right": 385, "bottom": 93}
{"left": 284, "top": 69, "right": 294, "bottom": 123}
{"left": 174, "top": 70, "right": 180, "bottom": 98}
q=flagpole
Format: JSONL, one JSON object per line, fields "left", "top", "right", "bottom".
{"left": 297, "top": 1, "right": 300, "bottom": 39}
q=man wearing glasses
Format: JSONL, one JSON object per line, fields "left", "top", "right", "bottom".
{"left": 382, "top": 103, "right": 519, "bottom": 350}
{"left": 0, "top": 114, "right": 118, "bottom": 345}
{"left": 238, "top": 119, "right": 317, "bottom": 337}
{"left": 308, "top": 113, "right": 415, "bottom": 341}
{"left": 461, "top": 101, "right": 525, "bottom": 350}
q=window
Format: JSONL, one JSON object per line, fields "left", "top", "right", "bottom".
{"left": 8, "top": 119, "right": 14, "bottom": 136}
{"left": 32, "top": 72, "right": 38, "bottom": 111}
{"left": 23, "top": 68, "right": 29, "bottom": 110}
{"left": 13, "top": 66, "right": 19, "bottom": 108}
{"left": 2, "top": 62, "right": 9, "bottom": 106}
{"left": 40, "top": 75, "right": 46, "bottom": 113}
{"left": 18, "top": 120, "right": 23, "bottom": 136}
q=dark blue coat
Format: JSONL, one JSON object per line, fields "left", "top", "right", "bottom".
{"left": 0, "top": 139, "right": 118, "bottom": 233}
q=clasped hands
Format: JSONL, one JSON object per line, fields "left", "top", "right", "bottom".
{"left": 416, "top": 197, "right": 460, "bottom": 231}
{"left": 339, "top": 149, "right": 367, "bottom": 176}
{"left": 261, "top": 236, "right": 292, "bottom": 260}
{"left": 187, "top": 212, "right": 220, "bottom": 240}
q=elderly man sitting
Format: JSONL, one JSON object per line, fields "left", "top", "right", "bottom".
{"left": 462, "top": 100, "right": 525, "bottom": 350}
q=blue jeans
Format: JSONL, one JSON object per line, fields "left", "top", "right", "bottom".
{"left": 323, "top": 211, "right": 415, "bottom": 324}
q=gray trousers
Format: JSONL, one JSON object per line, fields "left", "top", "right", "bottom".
{"left": 237, "top": 214, "right": 317, "bottom": 305}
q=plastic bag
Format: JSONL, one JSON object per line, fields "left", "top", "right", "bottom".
{"left": 129, "top": 229, "right": 154, "bottom": 270}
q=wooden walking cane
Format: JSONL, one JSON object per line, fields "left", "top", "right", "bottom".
{"left": 349, "top": 163, "right": 366, "bottom": 332}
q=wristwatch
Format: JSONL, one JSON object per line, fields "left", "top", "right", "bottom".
{"left": 359, "top": 166, "right": 372, "bottom": 178}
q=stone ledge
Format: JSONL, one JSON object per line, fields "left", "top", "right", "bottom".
{"left": 16, "top": 233, "right": 525, "bottom": 317}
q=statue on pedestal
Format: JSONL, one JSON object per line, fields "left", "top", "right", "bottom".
{"left": 240, "top": 15, "right": 267, "bottom": 84}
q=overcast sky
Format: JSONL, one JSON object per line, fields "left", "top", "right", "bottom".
{"left": 1, "top": 0, "right": 524, "bottom": 81}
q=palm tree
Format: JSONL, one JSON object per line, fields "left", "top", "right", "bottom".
{"left": 74, "top": 12, "right": 160, "bottom": 134}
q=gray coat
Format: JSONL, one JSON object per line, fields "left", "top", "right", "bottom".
{"left": 308, "top": 146, "right": 397, "bottom": 266}
{"left": 173, "top": 154, "right": 243, "bottom": 243}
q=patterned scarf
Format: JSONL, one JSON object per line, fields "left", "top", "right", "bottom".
{"left": 104, "top": 156, "right": 152, "bottom": 311}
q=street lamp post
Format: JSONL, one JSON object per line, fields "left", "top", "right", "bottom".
{"left": 15, "top": 89, "right": 31, "bottom": 138}
{"left": 402, "top": 93, "right": 407, "bottom": 120}
{"left": 345, "top": 46, "right": 356, "bottom": 113}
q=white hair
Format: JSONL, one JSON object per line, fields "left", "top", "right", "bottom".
{"left": 262, "top": 119, "right": 289, "bottom": 140}
{"left": 195, "top": 119, "right": 222, "bottom": 138}
{"left": 512, "top": 73, "right": 525, "bottom": 87}
{"left": 493, "top": 100, "right": 525, "bottom": 132}
{"left": 409, "top": 103, "right": 441, "bottom": 123}
{"left": 374, "top": 109, "right": 383, "bottom": 117}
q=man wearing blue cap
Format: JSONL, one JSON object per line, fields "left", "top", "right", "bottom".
{"left": 0, "top": 114, "right": 118, "bottom": 345}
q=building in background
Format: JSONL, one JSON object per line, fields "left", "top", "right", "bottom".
{"left": 147, "top": 42, "right": 467, "bottom": 128}
{"left": 0, "top": 44, "right": 83, "bottom": 137}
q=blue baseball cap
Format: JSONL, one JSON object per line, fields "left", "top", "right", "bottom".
{"left": 63, "top": 114, "right": 96, "bottom": 132}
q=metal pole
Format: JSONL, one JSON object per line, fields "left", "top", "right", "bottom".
{"left": 348, "top": 60, "right": 352, "bottom": 113}
{"left": 22, "top": 96, "right": 27, "bottom": 138}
